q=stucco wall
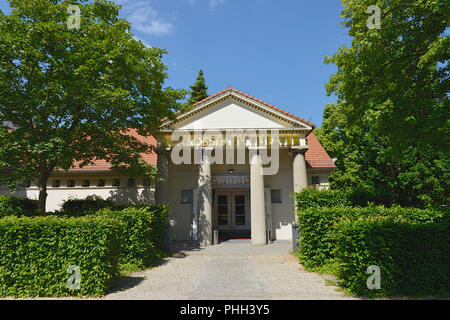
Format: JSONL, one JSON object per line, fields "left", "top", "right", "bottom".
{"left": 0, "top": 176, "right": 155, "bottom": 212}
{"left": 166, "top": 149, "right": 332, "bottom": 241}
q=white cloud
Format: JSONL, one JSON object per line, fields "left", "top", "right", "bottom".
{"left": 209, "top": 0, "right": 226, "bottom": 8}
{"left": 119, "top": 1, "right": 174, "bottom": 36}
{"left": 187, "top": 0, "right": 226, "bottom": 9}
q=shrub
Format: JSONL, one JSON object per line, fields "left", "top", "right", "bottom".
{"left": 96, "top": 205, "right": 168, "bottom": 270}
{"left": 0, "top": 195, "right": 41, "bottom": 217}
{"left": 0, "top": 195, "right": 40, "bottom": 216}
{"left": 296, "top": 206, "right": 445, "bottom": 270}
{"left": 334, "top": 216, "right": 450, "bottom": 297}
{"left": 345, "top": 187, "right": 394, "bottom": 207}
{"left": 295, "top": 187, "right": 394, "bottom": 212}
{"left": 0, "top": 215, "right": 124, "bottom": 297}
{"left": 295, "top": 188, "right": 349, "bottom": 211}
{"left": 61, "top": 195, "right": 114, "bottom": 216}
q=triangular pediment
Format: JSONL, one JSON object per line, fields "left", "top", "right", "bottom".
{"left": 161, "top": 88, "right": 313, "bottom": 131}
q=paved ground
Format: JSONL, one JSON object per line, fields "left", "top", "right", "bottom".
{"left": 105, "top": 240, "right": 358, "bottom": 300}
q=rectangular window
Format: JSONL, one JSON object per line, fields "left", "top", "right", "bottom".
{"left": 218, "top": 195, "right": 228, "bottom": 226}
{"left": 82, "top": 179, "right": 90, "bottom": 187}
{"left": 271, "top": 190, "right": 282, "bottom": 203}
{"left": 68, "top": 180, "right": 75, "bottom": 188}
{"left": 181, "top": 190, "right": 193, "bottom": 204}
{"left": 311, "top": 176, "right": 320, "bottom": 185}
{"left": 234, "top": 195, "right": 246, "bottom": 225}
{"left": 127, "top": 178, "right": 136, "bottom": 187}
{"left": 97, "top": 179, "right": 105, "bottom": 187}
{"left": 143, "top": 178, "right": 152, "bottom": 187}
{"left": 52, "top": 180, "right": 61, "bottom": 188}
{"left": 112, "top": 179, "right": 121, "bottom": 187}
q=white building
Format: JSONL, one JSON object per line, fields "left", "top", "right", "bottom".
{"left": 1, "top": 87, "right": 336, "bottom": 245}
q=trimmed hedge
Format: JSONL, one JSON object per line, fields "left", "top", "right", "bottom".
{"left": 295, "top": 188, "right": 349, "bottom": 211}
{"left": 334, "top": 216, "right": 450, "bottom": 297}
{"left": 0, "top": 195, "right": 41, "bottom": 218}
{"left": 96, "top": 205, "right": 168, "bottom": 269}
{"left": 296, "top": 205, "right": 448, "bottom": 297}
{"left": 61, "top": 195, "right": 114, "bottom": 216}
{"left": 296, "top": 206, "right": 445, "bottom": 269}
{"left": 295, "top": 187, "right": 394, "bottom": 210}
{"left": 0, "top": 215, "right": 124, "bottom": 297}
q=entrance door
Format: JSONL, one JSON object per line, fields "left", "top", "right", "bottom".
{"left": 215, "top": 190, "right": 250, "bottom": 231}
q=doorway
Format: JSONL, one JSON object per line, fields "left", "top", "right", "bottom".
{"left": 214, "top": 189, "right": 250, "bottom": 239}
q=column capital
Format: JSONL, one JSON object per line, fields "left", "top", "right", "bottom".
{"left": 289, "top": 146, "right": 309, "bottom": 155}
{"left": 154, "top": 147, "right": 171, "bottom": 155}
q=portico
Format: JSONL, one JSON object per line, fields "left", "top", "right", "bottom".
{"left": 154, "top": 87, "right": 330, "bottom": 246}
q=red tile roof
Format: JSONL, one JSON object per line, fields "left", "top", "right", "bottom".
{"left": 63, "top": 89, "right": 335, "bottom": 172}
{"left": 65, "top": 129, "right": 157, "bottom": 172}
{"left": 66, "top": 131, "right": 335, "bottom": 171}
{"left": 305, "top": 132, "right": 336, "bottom": 169}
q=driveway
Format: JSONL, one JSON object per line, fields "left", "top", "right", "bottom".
{"left": 105, "top": 240, "right": 357, "bottom": 300}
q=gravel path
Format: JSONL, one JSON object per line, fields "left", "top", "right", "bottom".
{"left": 104, "top": 240, "right": 357, "bottom": 300}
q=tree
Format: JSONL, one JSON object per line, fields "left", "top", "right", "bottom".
{"left": 319, "top": 0, "right": 449, "bottom": 207}
{"left": 188, "top": 69, "right": 209, "bottom": 105}
{"left": 0, "top": 0, "right": 185, "bottom": 210}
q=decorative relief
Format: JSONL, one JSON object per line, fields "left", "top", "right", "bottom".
{"left": 212, "top": 174, "right": 250, "bottom": 185}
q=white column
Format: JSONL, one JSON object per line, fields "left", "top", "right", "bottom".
{"left": 197, "top": 154, "right": 212, "bottom": 246}
{"left": 155, "top": 148, "right": 169, "bottom": 205}
{"left": 250, "top": 152, "right": 266, "bottom": 245}
{"left": 292, "top": 148, "right": 308, "bottom": 194}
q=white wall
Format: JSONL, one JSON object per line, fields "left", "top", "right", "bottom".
{"left": 176, "top": 99, "right": 287, "bottom": 130}
{"left": 0, "top": 176, "right": 155, "bottom": 212}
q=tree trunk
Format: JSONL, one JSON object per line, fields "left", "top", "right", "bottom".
{"left": 38, "top": 174, "right": 49, "bottom": 211}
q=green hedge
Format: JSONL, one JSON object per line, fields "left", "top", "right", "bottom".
{"left": 295, "top": 188, "right": 349, "bottom": 211}
{"left": 96, "top": 205, "right": 168, "bottom": 269}
{"left": 334, "top": 216, "right": 450, "bottom": 297}
{"left": 0, "top": 195, "right": 41, "bottom": 218}
{"left": 0, "top": 215, "right": 124, "bottom": 297}
{"left": 295, "top": 187, "right": 393, "bottom": 211}
{"left": 296, "top": 206, "right": 445, "bottom": 270}
{"left": 61, "top": 195, "right": 115, "bottom": 216}
{"left": 296, "top": 205, "right": 448, "bottom": 297}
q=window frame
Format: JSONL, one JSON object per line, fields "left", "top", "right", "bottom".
{"left": 271, "top": 189, "right": 282, "bottom": 203}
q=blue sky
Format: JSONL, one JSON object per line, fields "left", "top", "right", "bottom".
{"left": 0, "top": 0, "right": 352, "bottom": 127}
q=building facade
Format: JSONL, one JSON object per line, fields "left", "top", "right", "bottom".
{"left": 1, "top": 87, "right": 336, "bottom": 245}
{"left": 154, "top": 87, "right": 335, "bottom": 245}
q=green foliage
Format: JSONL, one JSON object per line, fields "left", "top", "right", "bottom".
{"left": 61, "top": 195, "right": 114, "bottom": 216}
{"left": 0, "top": 195, "right": 41, "bottom": 217}
{"left": 96, "top": 205, "right": 169, "bottom": 270}
{"left": 345, "top": 187, "right": 394, "bottom": 207}
{"left": 296, "top": 205, "right": 445, "bottom": 269}
{"left": 0, "top": 0, "right": 185, "bottom": 209}
{"left": 295, "top": 188, "right": 349, "bottom": 211}
{"left": 296, "top": 205, "right": 448, "bottom": 297}
{"left": 319, "top": 0, "right": 450, "bottom": 207}
{"left": 334, "top": 216, "right": 450, "bottom": 297}
{"left": 187, "top": 69, "right": 209, "bottom": 105}
{"left": 295, "top": 187, "right": 393, "bottom": 211}
{"left": 0, "top": 215, "right": 124, "bottom": 297}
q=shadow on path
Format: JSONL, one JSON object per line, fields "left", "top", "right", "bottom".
{"left": 169, "top": 241, "right": 204, "bottom": 258}
{"left": 108, "top": 276, "right": 146, "bottom": 294}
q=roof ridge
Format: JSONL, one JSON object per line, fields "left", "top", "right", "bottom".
{"left": 191, "top": 86, "right": 315, "bottom": 127}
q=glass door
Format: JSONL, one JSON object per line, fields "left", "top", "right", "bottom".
{"left": 217, "top": 193, "right": 230, "bottom": 229}
{"left": 215, "top": 190, "right": 249, "bottom": 231}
